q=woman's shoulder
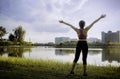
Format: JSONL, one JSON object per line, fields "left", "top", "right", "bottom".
{"left": 84, "top": 26, "right": 91, "bottom": 31}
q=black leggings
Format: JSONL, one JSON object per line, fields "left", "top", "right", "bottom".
{"left": 73, "top": 41, "right": 88, "bottom": 65}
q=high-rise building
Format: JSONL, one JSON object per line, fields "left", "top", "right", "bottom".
{"left": 101, "top": 31, "right": 120, "bottom": 43}
{"left": 55, "top": 37, "right": 70, "bottom": 44}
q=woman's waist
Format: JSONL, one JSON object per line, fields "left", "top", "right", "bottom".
{"left": 79, "top": 39, "right": 87, "bottom": 41}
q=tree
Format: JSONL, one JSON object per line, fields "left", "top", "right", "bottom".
{"left": 9, "top": 33, "right": 15, "bottom": 41}
{"left": 14, "top": 26, "right": 26, "bottom": 43}
{"left": 0, "top": 26, "right": 7, "bottom": 39}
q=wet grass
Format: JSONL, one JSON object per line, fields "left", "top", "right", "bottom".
{"left": 0, "top": 57, "right": 120, "bottom": 79}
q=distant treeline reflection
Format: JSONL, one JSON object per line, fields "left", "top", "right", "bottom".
{"left": 55, "top": 48, "right": 101, "bottom": 55}
{"left": 102, "top": 47, "right": 120, "bottom": 63}
{"left": 0, "top": 47, "right": 31, "bottom": 57}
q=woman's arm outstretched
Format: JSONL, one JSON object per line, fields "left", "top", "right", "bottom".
{"left": 86, "top": 14, "right": 106, "bottom": 30}
{"left": 59, "top": 20, "right": 78, "bottom": 32}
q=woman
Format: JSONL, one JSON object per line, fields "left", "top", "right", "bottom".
{"left": 59, "top": 14, "right": 106, "bottom": 76}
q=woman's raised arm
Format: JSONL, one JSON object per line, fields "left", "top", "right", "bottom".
{"left": 86, "top": 14, "right": 106, "bottom": 30}
{"left": 59, "top": 20, "right": 78, "bottom": 32}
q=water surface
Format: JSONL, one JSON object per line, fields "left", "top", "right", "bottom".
{"left": 0, "top": 46, "right": 120, "bottom": 66}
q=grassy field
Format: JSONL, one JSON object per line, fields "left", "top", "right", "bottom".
{"left": 0, "top": 57, "right": 120, "bottom": 79}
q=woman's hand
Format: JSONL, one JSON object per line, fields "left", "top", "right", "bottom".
{"left": 100, "top": 14, "right": 106, "bottom": 18}
{"left": 59, "top": 20, "right": 64, "bottom": 23}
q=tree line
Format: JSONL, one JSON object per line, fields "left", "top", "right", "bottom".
{"left": 0, "top": 26, "right": 31, "bottom": 46}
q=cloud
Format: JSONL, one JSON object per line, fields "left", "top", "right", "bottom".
{"left": 0, "top": 0, "right": 89, "bottom": 34}
{"left": 0, "top": 0, "right": 120, "bottom": 43}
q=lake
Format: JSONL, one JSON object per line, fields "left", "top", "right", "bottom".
{"left": 0, "top": 46, "right": 120, "bottom": 66}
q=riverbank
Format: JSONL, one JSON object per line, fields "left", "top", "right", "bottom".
{"left": 0, "top": 57, "right": 120, "bottom": 79}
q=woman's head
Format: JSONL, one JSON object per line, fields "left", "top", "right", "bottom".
{"left": 79, "top": 20, "right": 85, "bottom": 29}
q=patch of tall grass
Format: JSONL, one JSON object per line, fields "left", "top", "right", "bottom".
{"left": 0, "top": 56, "right": 120, "bottom": 79}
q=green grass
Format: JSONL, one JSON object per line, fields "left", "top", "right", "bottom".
{"left": 0, "top": 57, "right": 120, "bottom": 79}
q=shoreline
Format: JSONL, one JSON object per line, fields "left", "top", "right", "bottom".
{"left": 0, "top": 56, "right": 120, "bottom": 79}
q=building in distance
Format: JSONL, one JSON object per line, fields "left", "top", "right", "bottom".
{"left": 55, "top": 37, "right": 70, "bottom": 44}
{"left": 101, "top": 31, "right": 120, "bottom": 43}
{"left": 87, "top": 37, "right": 101, "bottom": 43}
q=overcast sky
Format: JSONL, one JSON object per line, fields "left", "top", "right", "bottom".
{"left": 0, "top": 0, "right": 120, "bottom": 43}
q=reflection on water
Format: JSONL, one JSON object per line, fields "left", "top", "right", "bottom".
{"left": 55, "top": 49, "right": 75, "bottom": 55}
{"left": 0, "top": 47, "right": 31, "bottom": 57}
{"left": 102, "top": 48, "right": 120, "bottom": 63}
{"left": 55, "top": 48, "right": 101, "bottom": 56}
{"left": 0, "top": 46, "right": 120, "bottom": 66}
